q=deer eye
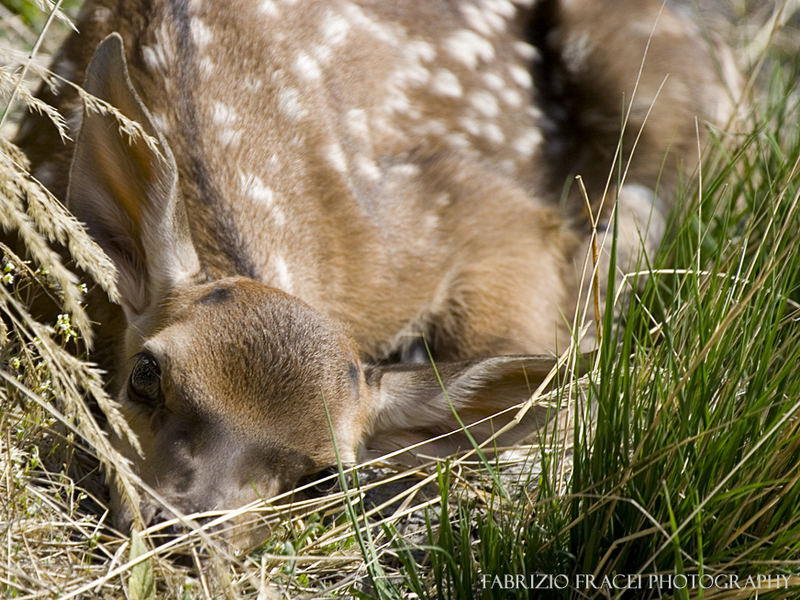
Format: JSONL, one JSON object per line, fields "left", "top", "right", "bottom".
{"left": 129, "top": 352, "right": 162, "bottom": 404}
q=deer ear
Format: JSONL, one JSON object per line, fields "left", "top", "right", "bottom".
{"left": 67, "top": 33, "right": 200, "bottom": 319}
{"left": 361, "top": 356, "right": 558, "bottom": 460}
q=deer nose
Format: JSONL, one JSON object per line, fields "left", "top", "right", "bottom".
{"left": 143, "top": 504, "right": 225, "bottom": 548}
{"left": 147, "top": 509, "right": 183, "bottom": 543}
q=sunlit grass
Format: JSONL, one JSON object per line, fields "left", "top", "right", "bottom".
{"left": 372, "top": 46, "right": 800, "bottom": 600}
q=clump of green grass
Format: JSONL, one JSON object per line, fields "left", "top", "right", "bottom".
{"left": 372, "top": 34, "right": 800, "bottom": 600}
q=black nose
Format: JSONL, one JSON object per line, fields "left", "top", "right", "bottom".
{"left": 146, "top": 507, "right": 185, "bottom": 542}
{"left": 297, "top": 466, "right": 349, "bottom": 497}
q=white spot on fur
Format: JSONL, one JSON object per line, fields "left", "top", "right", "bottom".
{"left": 380, "top": 40, "right": 433, "bottom": 112}
{"left": 312, "top": 43, "right": 333, "bottom": 65}
{"left": 378, "top": 115, "right": 409, "bottom": 141}
{"left": 243, "top": 76, "right": 263, "bottom": 92}
{"left": 425, "top": 214, "right": 439, "bottom": 229}
{"left": 481, "top": 122, "right": 505, "bottom": 145}
{"left": 389, "top": 163, "right": 420, "bottom": 177}
{"left": 219, "top": 128, "right": 243, "bottom": 146}
{"left": 199, "top": 55, "right": 215, "bottom": 76}
{"left": 513, "top": 40, "right": 538, "bottom": 61}
{"left": 446, "top": 132, "right": 471, "bottom": 150}
{"left": 342, "top": 3, "right": 399, "bottom": 44}
{"left": 321, "top": 10, "right": 351, "bottom": 47}
{"left": 499, "top": 158, "right": 515, "bottom": 173}
{"left": 482, "top": 74, "right": 524, "bottom": 110}
{"left": 407, "top": 40, "right": 436, "bottom": 63}
{"left": 191, "top": 17, "right": 213, "bottom": 50}
{"left": 632, "top": 95, "right": 659, "bottom": 113}
{"left": 142, "top": 43, "right": 170, "bottom": 73}
{"left": 508, "top": 64, "right": 533, "bottom": 89}
{"left": 501, "top": 87, "right": 523, "bottom": 108}
{"left": 481, "top": 0, "right": 515, "bottom": 18}
{"left": 242, "top": 174, "right": 287, "bottom": 226}
{"left": 246, "top": 175, "right": 275, "bottom": 204}
{"left": 92, "top": 6, "right": 112, "bottom": 22}
{"left": 325, "top": 143, "right": 348, "bottom": 173}
{"left": 443, "top": 29, "right": 495, "bottom": 70}
{"left": 212, "top": 101, "right": 238, "bottom": 126}
{"left": 526, "top": 104, "right": 543, "bottom": 120}
{"left": 482, "top": 72, "right": 504, "bottom": 91}
{"left": 459, "top": 116, "right": 481, "bottom": 137}
{"left": 260, "top": 0, "right": 279, "bottom": 16}
{"left": 409, "top": 64, "right": 431, "bottom": 87}
{"left": 469, "top": 90, "right": 500, "bottom": 118}
{"left": 293, "top": 52, "right": 322, "bottom": 81}
{"left": 273, "top": 206, "right": 288, "bottom": 227}
{"left": 461, "top": 4, "right": 505, "bottom": 36}
{"left": 419, "top": 119, "right": 448, "bottom": 137}
{"left": 430, "top": 69, "right": 462, "bottom": 98}
{"left": 142, "top": 22, "right": 178, "bottom": 76}
{"left": 356, "top": 155, "right": 381, "bottom": 181}
{"left": 387, "top": 63, "right": 430, "bottom": 102}
{"left": 460, "top": 5, "right": 490, "bottom": 36}
{"left": 618, "top": 183, "right": 664, "bottom": 256}
{"left": 563, "top": 32, "right": 592, "bottom": 73}
{"left": 346, "top": 109, "right": 369, "bottom": 140}
{"left": 273, "top": 256, "right": 293, "bottom": 292}
{"left": 277, "top": 87, "right": 308, "bottom": 121}
{"left": 512, "top": 127, "right": 542, "bottom": 157}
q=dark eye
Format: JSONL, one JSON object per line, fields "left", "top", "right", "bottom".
{"left": 298, "top": 466, "right": 340, "bottom": 496}
{"left": 128, "top": 352, "right": 162, "bottom": 404}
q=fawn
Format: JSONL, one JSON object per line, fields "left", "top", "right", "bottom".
{"left": 15, "top": 0, "right": 737, "bottom": 547}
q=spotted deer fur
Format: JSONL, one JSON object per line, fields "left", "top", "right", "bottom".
{"left": 15, "top": 0, "right": 738, "bottom": 547}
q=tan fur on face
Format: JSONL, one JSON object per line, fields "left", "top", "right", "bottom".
{"left": 151, "top": 279, "right": 365, "bottom": 463}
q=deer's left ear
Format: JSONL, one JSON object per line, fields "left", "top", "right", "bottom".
{"left": 67, "top": 33, "right": 200, "bottom": 320}
{"left": 360, "top": 356, "right": 557, "bottom": 459}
